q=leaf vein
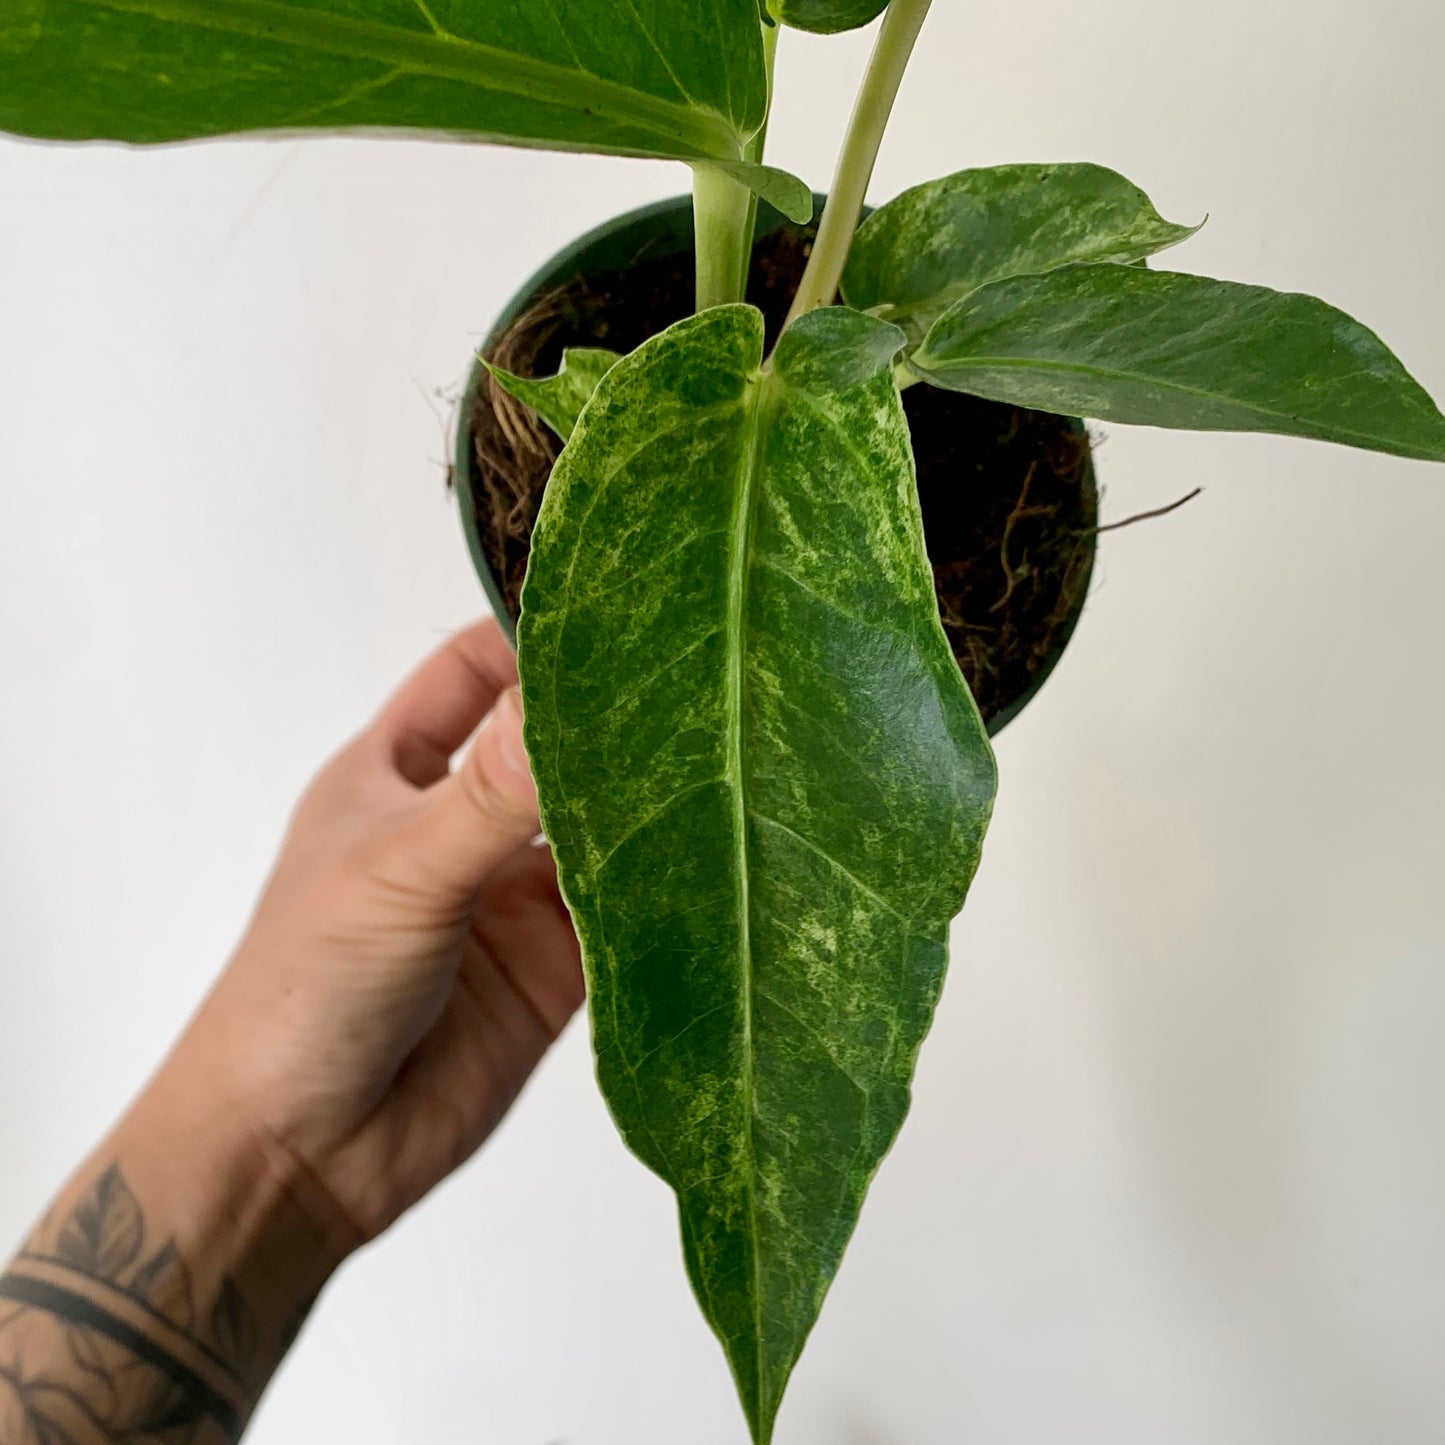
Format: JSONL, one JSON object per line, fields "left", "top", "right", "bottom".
{"left": 584, "top": 625, "right": 725, "bottom": 725}
{"left": 624, "top": 1002, "right": 733, "bottom": 1074}
{"left": 750, "top": 811, "right": 910, "bottom": 925}
{"left": 916, "top": 351, "right": 1441, "bottom": 454}
{"left": 752, "top": 989, "right": 872, "bottom": 1098}
{"left": 592, "top": 777, "right": 719, "bottom": 874}
{"left": 64, "top": 0, "right": 740, "bottom": 158}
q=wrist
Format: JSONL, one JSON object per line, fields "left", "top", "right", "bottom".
{"left": 2, "top": 1093, "right": 343, "bottom": 1441}
{"left": 21, "top": 1061, "right": 352, "bottom": 1383}
{"left": 118, "top": 1062, "right": 354, "bottom": 1341}
{"left": 0, "top": 1052, "right": 357, "bottom": 1438}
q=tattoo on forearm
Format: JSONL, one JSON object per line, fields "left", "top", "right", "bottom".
{"left": 0, "top": 1165, "right": 260, "bottom": 1444}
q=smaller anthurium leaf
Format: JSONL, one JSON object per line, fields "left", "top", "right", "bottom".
{"left": 486, "top": 348, "right": 622, "bottom": 442}
{"left": 842, "top": 162, "right": 1201, "bottom": 346}
{"left": 771, "top": 0, "right": 890, "bottom": 34}
{"left": 910, "top": 263, "right": 1445, "bottom": 462}
{"left": 703, "top": 160, "right": 816, "bottom": 225}
{"left": 772, "top": 306, "right": 906, "bottom": 390}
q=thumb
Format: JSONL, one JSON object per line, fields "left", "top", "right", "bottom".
{"left": 404, "top": 687, "right": 540, "bottom": 900}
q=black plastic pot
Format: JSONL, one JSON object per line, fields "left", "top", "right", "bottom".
{"left": 454, "top": 195, "right": 1096, "bottom": 736}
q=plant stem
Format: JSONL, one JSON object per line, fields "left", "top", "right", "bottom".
{"left": 737, "top": 17, "right": 783, "bottom": 294}
{"left": 784, "top": 0, "right": 933, "bottom": 327}
{"left": 693, "top": 163, "right": 754, "bottom": 311}
{"left": 694, "top": 12, "right": 780, "bottom": 313}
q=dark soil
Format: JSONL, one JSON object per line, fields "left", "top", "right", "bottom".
{"left": 465, "top": 223, "right": 1096, "bottom": 727}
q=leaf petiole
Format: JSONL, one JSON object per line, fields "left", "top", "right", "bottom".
{"left": 736, "top": 16, "right": 783, "bottom": 301}
{"left": 785, "top": 0, "right": 934, "bottom": 326}
{"left": 693, "top": 163, "right": 756, "bottom": 310}
{"left": 693, "top": 12, "right": 781, "bottom": 313}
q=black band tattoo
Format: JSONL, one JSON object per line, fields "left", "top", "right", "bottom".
{"left": 0, "top": 1164, "right": 260, "bottom": 1444}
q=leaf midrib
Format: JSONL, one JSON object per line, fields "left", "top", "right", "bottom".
{"left": 727, "top": 371, "right": 771, "bottom": 1438}
{"left": 912, "top": 349, "right": 1445, "bottom": 458}
{"left": 867, "top": 227, "right": 1197, "bottom": 336}
{"left": 73, "top": 0, "right": 742, "bottom": 157}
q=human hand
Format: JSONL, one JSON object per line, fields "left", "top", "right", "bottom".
{"left": 154, "top": 617, "right": 585, "bottom": 1252}
{"left": 0, "top": 621, "right": 584, "bottom": 1439}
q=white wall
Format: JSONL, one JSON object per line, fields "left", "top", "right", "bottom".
{"left": 2, "top": 1, "right": 1443, "bottom": 1440}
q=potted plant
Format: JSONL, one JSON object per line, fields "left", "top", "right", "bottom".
{"left": 3, "top": 2, "right": 1442, "bottom": 1441}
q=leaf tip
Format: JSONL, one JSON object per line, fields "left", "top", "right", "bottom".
{"left": 774, "top": 176, "right": 816, "bottom": 225}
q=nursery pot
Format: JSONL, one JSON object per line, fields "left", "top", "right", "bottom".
{"left": 455, "top": 195, "right": 1098, "bottom": 736}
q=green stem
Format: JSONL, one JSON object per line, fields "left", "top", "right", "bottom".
{"left": 784, "top": 0, "right": 934, "bottom": 327}
{"left": 737, "top": 17, "right": 783, "bottom": 296}
{"left": 693, "top": 164, "right": 754, "bottom": 311}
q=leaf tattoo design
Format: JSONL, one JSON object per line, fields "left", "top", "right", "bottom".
{"left": 0, "top": 1163, "right": 269, "bottom": 1444}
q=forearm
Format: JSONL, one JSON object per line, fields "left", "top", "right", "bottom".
{"left": 0, "top": 1073, "right": 345, "bottom": 1444}
{"left": 0, "top": 619, "right": 579, "bottom": 1441}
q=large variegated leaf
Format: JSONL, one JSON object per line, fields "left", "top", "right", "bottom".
{"left": 910, "top": 263, "right": 1445, "bottom": 461}
{"left": 0, "top": 0, "right": 808, "bottom": 216}
{"left": 842, "top": 163, "right": 1200, "bottom": 345}
{"left": 517, "top": 304, "right": 996, "bottom": 1443}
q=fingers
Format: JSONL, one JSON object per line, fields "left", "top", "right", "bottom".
{"left": 391, "top": 688, "right": 541, "bottom": 904}
{"left": 472, "top": 844, "right": 586, "bottom": 1037}
{"left": 370, "top": 619, "right": 519, "bottom": 787}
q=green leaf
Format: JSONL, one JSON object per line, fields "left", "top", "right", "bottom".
{"left": 700, "top": 159, "right": 815, "bottom": 226}
{"left": 842, "top": 162, "right": 1201, "bottom": 346}
{"left": 518, "top": 304, "right": 995, "bottom": 1443}
{"left": 910, "top": 263, "right": 1445, "bottom": 461}
{"left": 0, "top": 0, "right": 803, "bottom": 207}
{"left": 771, "top": 0, "right": 889, "bottom": 34}
{"left": 770, "top": 304, "right": 909, "bottom": 389}
{"left": 486, "top": 348, "right": 621, "bottom": 443}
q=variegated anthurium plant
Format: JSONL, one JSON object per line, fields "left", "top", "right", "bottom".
{"left": 5, "top": 0, "right": 1443, "bottom": 1437}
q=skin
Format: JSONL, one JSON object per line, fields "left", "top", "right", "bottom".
{"left": 0, "top": 619, "right": 585, "bottom": 1443}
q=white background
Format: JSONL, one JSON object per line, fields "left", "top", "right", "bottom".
{"left": 3, "top": 1, "right": 1444, "bottom": 1441}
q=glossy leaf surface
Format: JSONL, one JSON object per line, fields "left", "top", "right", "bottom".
{"left": 518, "top": 304, "right": 996, "bottom": 1442}
{"left": 772, "top": 0, "right": 889, "bottom": 33}
{"left": 486, "top": 347, "right": 621, "bottom": 442}
{"left": 842, "top": 163, "right": 1200, "bottom": 345}
{"left": 911, "top": 263, "right": 1445, "bottom": 461}
{"left": 0, "top": 0, "right": 805, "bottom": 211}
